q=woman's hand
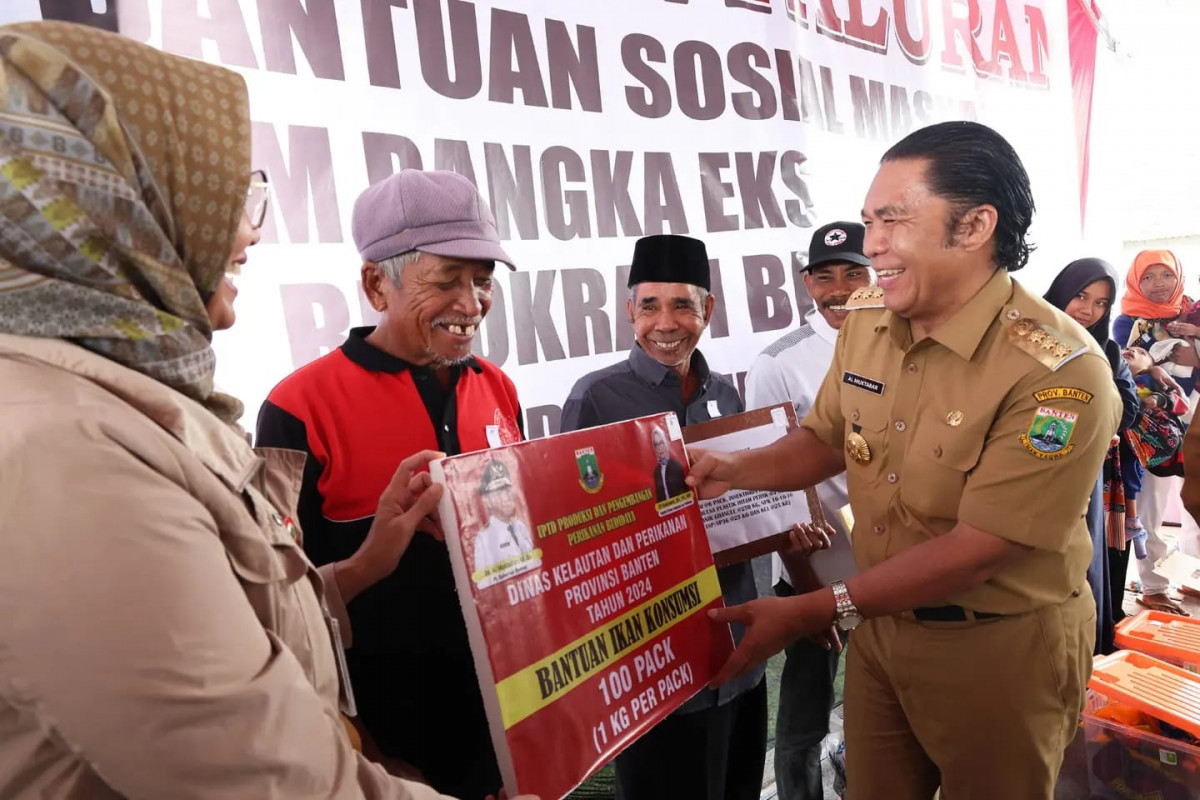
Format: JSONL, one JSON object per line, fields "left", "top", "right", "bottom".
{"left": 1166, "top": 321, "right": 1200, "bottom": 338}
{"left": 1170, "top": 341, "right": 1200, "bottom": 370}
{"left": 1149, "top": 365, "right": 1185, "bottom": 396}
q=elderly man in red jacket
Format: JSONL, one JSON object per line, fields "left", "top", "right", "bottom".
{"left": 257, "top": 169, "right": 523, "bottom": 800}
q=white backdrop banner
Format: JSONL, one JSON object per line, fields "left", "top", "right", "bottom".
{"left": 10, "top": 1, "right": 1085, "bottom": 434}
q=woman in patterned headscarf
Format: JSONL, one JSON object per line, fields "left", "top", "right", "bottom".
{"left": 0, "top": 20, "right": 253, "bottom": 418}
{"left": 0, "top": 22, "right": 511, "bottom": 800}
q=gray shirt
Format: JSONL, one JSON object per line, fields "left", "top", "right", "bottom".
{"left": 561, "top": 345, "right": 764, "bottom": 712}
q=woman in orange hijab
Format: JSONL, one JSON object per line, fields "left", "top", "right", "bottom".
{"left": 1115, "top": 249, "right": 1189, "bottom": 353}
{"left": 1113, "top": 249, "right": 1196, "bottom": 615}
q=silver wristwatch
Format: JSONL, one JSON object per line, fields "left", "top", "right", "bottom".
{"left": 831, "top": 580, "right": 863, "bottom": 631}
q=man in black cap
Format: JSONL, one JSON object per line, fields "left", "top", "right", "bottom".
{"left": 744, "top": 221, "right": 872, "bottom": 800}
{"left": 560, "top": 234, "right": 766, "bottom": 800}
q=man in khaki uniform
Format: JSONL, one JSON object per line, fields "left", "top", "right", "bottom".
{"left": 690, "top": 121, "right": 1121, "bottom": 800}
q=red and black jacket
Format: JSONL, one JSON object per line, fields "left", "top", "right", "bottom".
{"left": 256, "top": 327, "right": 523, "bottom": 655}
{"left": 255, "top": 328, "right": 522, "bottom": 795}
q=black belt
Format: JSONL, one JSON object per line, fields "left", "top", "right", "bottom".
{"left": 911, "top": 605, "right": 1004, "bottom": 622}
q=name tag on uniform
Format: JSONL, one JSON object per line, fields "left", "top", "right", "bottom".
{"left": 842, "top": 371, "right": 885, "bottom": 396}
{"left": 707, "top": 400, "right": 721, "bottom": 418}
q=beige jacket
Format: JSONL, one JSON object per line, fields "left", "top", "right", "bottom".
{"left": 0, "top": 335, "right": 453, "bottom": 800}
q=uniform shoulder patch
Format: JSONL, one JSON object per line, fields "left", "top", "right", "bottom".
{"left": 1019, "top": 406, "right": 1079, "bottom": 459}
{"left": 844, "top": 286, "right": 884, "bottom": 310}
{"left": 1004, "top": 315, "right": 1088, "bottom": 372}
{"left": 1033, "top": 387, "right": 1093, "bottom": 404}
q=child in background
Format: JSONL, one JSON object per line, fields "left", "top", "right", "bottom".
{"left": 1122, "top": 347, "right": 1188, "bottom": 572}
{"left": 1126, "top": 346, "right": 1190, "bottom": 418}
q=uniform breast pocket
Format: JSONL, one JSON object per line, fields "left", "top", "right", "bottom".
{"left": 902, "top": 420, "right": 986, "bottom": 521}
{"left": 223, "top": 491, "right": 316, "bottom": 642}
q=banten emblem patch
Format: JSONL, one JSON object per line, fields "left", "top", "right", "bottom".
{"left": 576, "top": 447, "right": 604, "bottom": 493}
{"left": 1020, "top": 406, "right": 1078, "bottom": 459}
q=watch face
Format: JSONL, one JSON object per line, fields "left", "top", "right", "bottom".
{"left": 836, "top": 612, "right": 862, "bottom": 631}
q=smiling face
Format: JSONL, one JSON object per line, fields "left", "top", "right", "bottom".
{"left": 1139, "top": 263, "right": 1179, "bottom": 305}
{"left": 205, "top": 211, "right": 260, "bottom": 331}
{"left": 862, "top": 157, "right": 998, "bottom": 336}
{"left": 1063, "top": 279, "right": 1113, "bottom": 329}
{"left": 804, "top": 261, "right": 872, "bottom": 330}
{"left": 363, "top": 252, "right": 495, "bottom": 366}
{"left": 627, "top": 281, "right": 714, "bottom": 370}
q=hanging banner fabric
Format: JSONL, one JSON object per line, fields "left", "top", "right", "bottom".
{"left": 13, "top": 1, "right": 1085, "bottom": 434}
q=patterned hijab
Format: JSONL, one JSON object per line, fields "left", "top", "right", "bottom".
{"left": 0, "top": 22, "right": 251, "bottom": 421}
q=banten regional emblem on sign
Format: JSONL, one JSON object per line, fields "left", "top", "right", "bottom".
{"left": 576, "top": 447, "right": 604, "bottom": 493}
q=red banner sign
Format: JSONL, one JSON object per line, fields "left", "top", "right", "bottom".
{"left": 431, "top": 413, "right": 733, "bottom": 799}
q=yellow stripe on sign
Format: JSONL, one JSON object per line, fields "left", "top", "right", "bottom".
{"left": 494, "top": 565, "right": 722, "bottom": 729}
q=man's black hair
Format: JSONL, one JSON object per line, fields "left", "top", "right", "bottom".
{"left": 882, "top": 121, "right": 1036, "bottom": 272}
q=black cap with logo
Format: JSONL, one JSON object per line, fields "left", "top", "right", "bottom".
{"left": 803, "top": 221, "right": 871, "bottom": 273}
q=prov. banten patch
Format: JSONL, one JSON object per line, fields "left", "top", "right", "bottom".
{"left": 1033, "top": 387, "right": 1093, "bottom": 404}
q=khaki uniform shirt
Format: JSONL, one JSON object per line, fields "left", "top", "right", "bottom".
{"left": 0, "top": 335, "right": 452, "bottom": 800}
{"left": 803, "top": 270, "right": 1121, "bottom": 614}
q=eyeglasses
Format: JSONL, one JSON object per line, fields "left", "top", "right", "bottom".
{"left": 246, "top": 169, "right": 270, "bottom": 229}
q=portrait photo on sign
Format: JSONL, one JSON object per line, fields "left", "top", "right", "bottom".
{"left": 458, "top": 454, "right": 540, "bottom": 589}
{"left": 649, "top": 424, "right": 689, "bottom": 503}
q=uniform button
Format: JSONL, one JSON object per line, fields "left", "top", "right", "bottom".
{"left": 851, "top": 410, "right": 860, "bottom": 422}
{"left": 933, "top": 445, "right": 943, "bottom": 458}
{"left": 444, "top": 424, "right": 450, "bottom": 432}
{"left": 873, "top": 525, "right": 885, "bottom": 535}
{"left": 887, "top": 473, "right": 898, "bottom": 484}
{"left": 894, "top": 420, "right": 906, "bottom": 432}
{"left": 906, "top": 363, "right": 918, "bottom": 373}
{"left": 270, "top": 513, "right": 284, "bottom": 526}
{"left": 1006, "top": 309, "right": 1021, "bottom": 320}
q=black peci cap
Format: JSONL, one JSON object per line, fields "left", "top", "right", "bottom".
{"left": 627, "top": 234, "right": 711, "bottom": 291}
